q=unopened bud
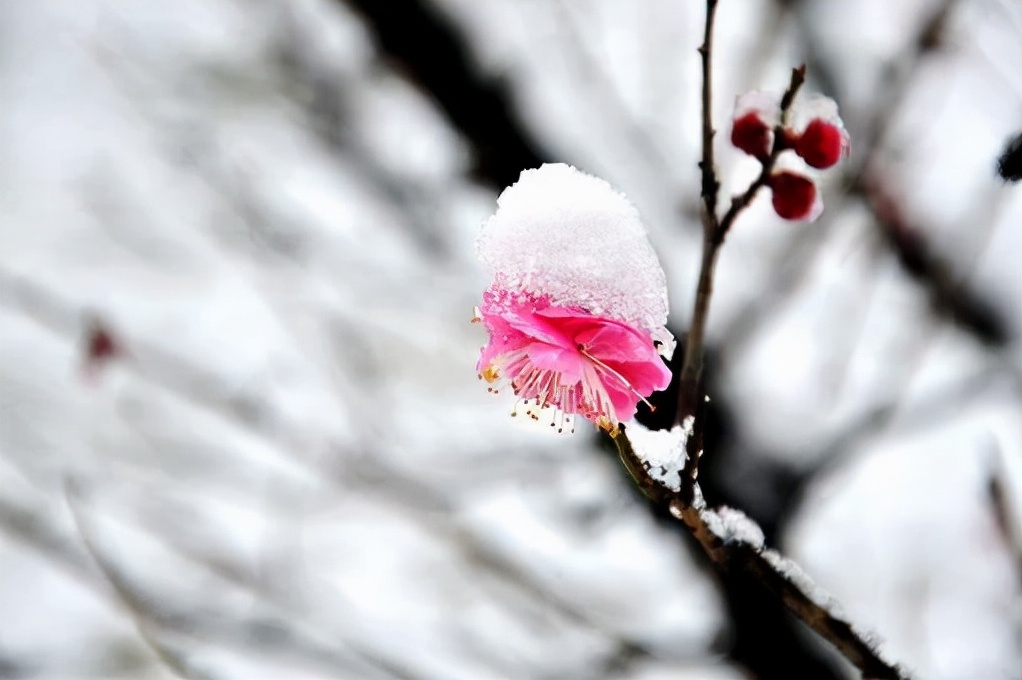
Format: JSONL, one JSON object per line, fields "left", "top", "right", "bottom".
{"left": 769, "top": 171, "right": 822, "bottom": 221}
{"left": 794, "top": 119, "right": 848, "bottom": 169}
{"left": 731, "top": 112, "right": 773, "bottom": 159}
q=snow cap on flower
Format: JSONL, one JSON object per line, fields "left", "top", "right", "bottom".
{"left": 474, "top": 164, "right": 674, "bottom": 432}
{"left": 476, "top": 163, "right": 671, "bottom": 348}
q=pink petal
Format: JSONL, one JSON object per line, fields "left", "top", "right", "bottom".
{"left": 524, "top": 342, "right": 585, "bottom": 384}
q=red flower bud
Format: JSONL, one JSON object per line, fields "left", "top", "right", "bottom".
{"left": 769, "top": 171, "right": 821, "bottom": 221}
{"left": 731, "top": 112, "right": 773, "bottom": 159}
{"left": 794, "top": 119, "right": 847, "bottom": 169}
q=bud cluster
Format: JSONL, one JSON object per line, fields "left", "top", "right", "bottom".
{"left": 730, "top": 91, "right": 849, "bottom": 221}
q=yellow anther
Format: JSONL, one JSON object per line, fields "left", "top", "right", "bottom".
{"left": 595, "top": 416, "right": 619, "bottom": 436}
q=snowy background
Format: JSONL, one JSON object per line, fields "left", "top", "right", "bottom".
{"left": 1, "top": 1, "right": 1020, "bottom": 679}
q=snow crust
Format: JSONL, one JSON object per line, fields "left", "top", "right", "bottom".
{"left": 625, "top": 417, "right": 693, "bottom": 492}
{"left": 761, "top": 547, "right": 845, "bottom": 617}
{"left": 703, "top": 505, "right": 765, "bottom": 550}
{"left": 789, "top": 93, "right": 843, "bottom": 132}
{"left": 476, "top": 163, "right": 670, "bottom": 337}
{"left": 733, "top": 90, "right": 779, "bottom": 124}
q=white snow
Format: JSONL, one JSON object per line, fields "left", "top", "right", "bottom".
{"left": 476, "top": 163, "right": 672, "bottom": 343}
{"left": 761, "top": 547, "right": 845, "bottom": 619}
{"left": 704, "top": 506, "right": 766, "bottom": 550}
{"left": 625, "top": 417, "right": 693, "bottom": 492}
{"left": 733, "top": 90, "right": 779, "bottom": 125}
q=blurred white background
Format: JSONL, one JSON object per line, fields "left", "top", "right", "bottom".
{"left": 1, "top": 1, "right": 1020, "bottom": 678}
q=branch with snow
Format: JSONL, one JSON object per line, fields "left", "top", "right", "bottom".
{"left": 613, "top": 424, "right": 910, "bottom": 680}
{"left": 619, "top": 4, "right": 911, "bottom": 678}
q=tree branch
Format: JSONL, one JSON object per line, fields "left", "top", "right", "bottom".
{"left": 612, "top": 429, "right": 910, "bottom": 680}
{"left": 791, "top": 0, "right": 1008, "bottom": 346}
{"left": 677, "top": 57, "right": 806, "bottom": 493}
{"left": 651, "top": 3, "right": 912, "bottom": 677}
{"left": 697, "top": 0, "right": 721, "bottom": 236}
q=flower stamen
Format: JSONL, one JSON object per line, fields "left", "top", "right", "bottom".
{"left": 579, "top": 348, "right": 657, "bottom": 412}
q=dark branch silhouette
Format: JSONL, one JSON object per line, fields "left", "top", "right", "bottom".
{"left": 342, "top": 0, "right": 550, "bottom": 188}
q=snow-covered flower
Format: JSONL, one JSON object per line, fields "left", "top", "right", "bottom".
{"left": 474, "top": 164, "right": 673, "bottom": 433}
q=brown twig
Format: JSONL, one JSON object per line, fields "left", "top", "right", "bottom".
{"left": 612, "top": 429, "right": 909, "bottom": 680}
{"left": 696, "top": 0, "right": 721, "bottom": 236}
{"left": 677, "top": 55, "right": 806, "bottom": 489}
{"left": 679, "top": 0, "right": 719, "bottom": 424}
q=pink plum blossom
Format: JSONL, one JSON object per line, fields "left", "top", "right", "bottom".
{"left": 474, "top": 164, "right": 674, "bottom": 433}
{"left": 475, "top": 289, "right": 671, "bottom": 432}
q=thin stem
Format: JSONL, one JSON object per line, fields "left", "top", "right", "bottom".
{"left": 639, "top": 3, "right": 909, "bottom": 675}
{"left": 677, "top": 0, "right": 721, "bottom": 431}
{"left": 677, "top": 63, "right": 806, "bottom": 429}
{"left": 697, "top": 0, "right": 720, "bottom": 236}
{"left": 677, "top": 236, "right": 717, "bottom": 418}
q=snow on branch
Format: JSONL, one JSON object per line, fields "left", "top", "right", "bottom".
{"left": 614, "top": 426, "right": 910, "bottom": 680}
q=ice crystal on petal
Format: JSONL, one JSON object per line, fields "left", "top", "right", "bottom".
{"left": 475, "top": 164, "right": 669, "bottom": 338}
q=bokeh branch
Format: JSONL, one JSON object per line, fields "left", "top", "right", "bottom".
{"left": 341, "top": 0, "right": 550, "bottom": 187}
{"left": 794, "top": 0, "right": 1010, "bottom": 347}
